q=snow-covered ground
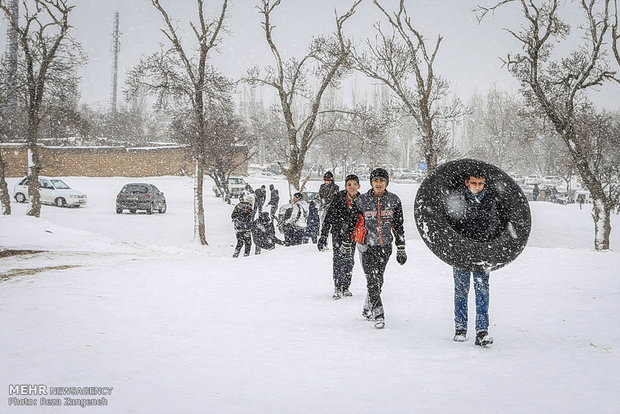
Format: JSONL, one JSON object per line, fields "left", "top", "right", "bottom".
{"left": 1, "top": 176, "right": 619, "bottom": 413}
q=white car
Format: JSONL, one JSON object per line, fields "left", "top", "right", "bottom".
{"left": 212, "top": 176, "right": 248, "bottom": 199}
{"left": 13, "top": 176, "right": 87, "bottom": 207}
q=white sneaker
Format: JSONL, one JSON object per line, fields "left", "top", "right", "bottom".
{"left": 374, "top": 318, "right": 385, "bottom": 329}
{"left": 332, "top": 288, "right": 342, "bottom": 300}
{"left": 453, "top": 330, "right": 467, "bottom": 342}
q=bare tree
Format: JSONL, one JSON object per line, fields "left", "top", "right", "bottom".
{"left": 126, "top": 0, "right": 228, "bottom": 246}
{"left": 354, "top": 0, "right": 463, "bottom": 173}
{"left": 613, "top": 0, "right": 619, "bottom": 66}
{"left": 462, "top": 89, "right": 535, "bottom": 171}
{"left": 477, "top": 0, "right": 618, "bottom": 250}
{"left": 171, "top": 101, "right": 256, "bottom": 202}
{"left": 0, "top": 0, "right": 83, "bottom": 217}
{"left": 245, "top": 0, "right": 361, "bottom": 196}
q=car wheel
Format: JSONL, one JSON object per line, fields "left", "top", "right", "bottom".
{"left": 146, "top": 203, "right": 153, "bottom": 215}
{"left": 129, "top": 209, "right": 136, "bottom": 214}
{"left": 55, "top": 197, "right": 66, "bottom": 207}
{"left": 158, "top": 202, "right": 167, "bottom": 214}
{"left": 15, "top": 193, "right": 26, "bottom": 203}
{"left": 116, "top": 208, "right": 123, "bottom": 214}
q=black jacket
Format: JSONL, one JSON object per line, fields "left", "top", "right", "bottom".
{"left": 255, "top": 188, "right": 266, "bottom": 205}
{"left": 446, "top": 188, "right": 499, "bottom": 241}
{"left": 321, "top": 190, "right": 360, "bottom": 241}
{"left": 318, "top": 182, "right": 339, "bottom": 210}
{"left": 346, "top": 189, "right": 405, "bottom": 247}
{"left": 251, "top": 214, "right": 283, "bottom": 249}
{"left": 268, "top": 188, "right": 279, "bottom": 205}
{"left": 231, "top": 201, "right": 254, "bottom": 232}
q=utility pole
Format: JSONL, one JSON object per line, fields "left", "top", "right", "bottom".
{"left": 110, "top": 10, "right": 120, "bottom": 113}
{"left": 5, "top": 0, "right": 19, "bottom": 140}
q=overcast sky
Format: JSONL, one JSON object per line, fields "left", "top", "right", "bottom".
{"left": 2, "top": 0, "right": 618, "bottom": 110}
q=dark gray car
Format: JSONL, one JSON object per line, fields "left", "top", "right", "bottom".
{"left": 116, "top": 183, "right": 166, "bottom": 214}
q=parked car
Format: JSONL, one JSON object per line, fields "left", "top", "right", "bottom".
{"left": 116, "top": 183, "right": 166, "bottom": 214}
{"left": 212, "top": 176, "right": 247, "bottom": 199}
{"left": 524, "top": 175, "right": 542, "bottom": 185}
{"left": 392, "top": 167, "right": 416, "bottom": 180}
{"left": 13, "top": 176, "right": 87, "bottom": 207}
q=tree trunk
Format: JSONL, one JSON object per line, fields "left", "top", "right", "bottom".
{"left": 0, "top": 151, "right": 11, "bottom": 215}
{"left": 194, "top": 159, "right": 208, "bottom": 245}
{"left": 592, "top": 197, "right": 611, "bottom": 250}
{"left": 561, "top": 126, "right": 611, "bottom": 250}
{"left": 26, "top": 122, "right": 41, "bottom": 217}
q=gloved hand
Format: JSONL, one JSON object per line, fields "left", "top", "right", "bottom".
{"left": 317, "top": 236, "right": 328, "bottom": 252}
{"left": 396, "top": 246, "right": 407, "bottom": 265}
{"left": 341, "top": 241, "right": 352, "bottom": 254}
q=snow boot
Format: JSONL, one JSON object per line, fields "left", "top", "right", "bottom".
{"left": 475, "top": 331, "right": 494, "bottom": 346}
{"left": 374, "top": 317, "right": 385, "bottom": 329}
{"left": 342, "top": 288, "right": 353, "bottom": 297}
{"left": 332, "top": 288, "right": 343, "bottom": 300}
{"left": 453, "top": 329, "right": 467, "bottom": 342}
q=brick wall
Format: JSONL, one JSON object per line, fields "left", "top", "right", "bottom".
{"left": 0, "top": 145, "right": 247, "bottom": 177}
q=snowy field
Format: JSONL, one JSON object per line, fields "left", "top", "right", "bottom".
{"left": 1, "top": 175, "right": 619, "bottom": 413}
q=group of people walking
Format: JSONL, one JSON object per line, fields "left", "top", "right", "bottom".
{"left": 231, "top": 166, "right": 497, "bottom": 346}
{"left": 319, "top": 167, "right": 495, "bottom": 346}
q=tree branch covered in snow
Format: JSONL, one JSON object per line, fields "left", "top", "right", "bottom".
{"left": 242, "top": 0, "right": 361, "bottom": 193}
{"left": 476, "top": 0, "right": 617, "bottom": 250}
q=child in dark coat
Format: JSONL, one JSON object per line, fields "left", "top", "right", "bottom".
{"left": 251, "top": 212, "right": 284, "bottom": 254}
{"left": 231, "top": 196, "right": 254, "bottom": 257}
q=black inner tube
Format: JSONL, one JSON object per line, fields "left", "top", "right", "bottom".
{"left": 414, "top": 159, "right": 531, "bottom": 272}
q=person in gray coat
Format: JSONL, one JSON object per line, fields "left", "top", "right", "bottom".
{"left": 344, "top": 168, "right": 407, "bottom": 329}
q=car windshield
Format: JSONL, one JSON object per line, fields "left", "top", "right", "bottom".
{"left": 123, "top": 185, "right": 149, "bottom": 193}
{"left": 228, "top": 178, "right": 245, "bottom": 184}
{"left": 50, "top": 179, "right": 70, "bottom": 189}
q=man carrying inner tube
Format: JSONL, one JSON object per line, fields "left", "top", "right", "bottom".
{"left": 343, "top": 167, "right": 407, "bottom": 329}
{"left": 446, "top": 169, "right": 499, "bottom": 346}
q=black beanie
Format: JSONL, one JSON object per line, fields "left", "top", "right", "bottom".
{"left": 345, "top": 174, "right": 359, "bottom": 185}
{"left": 323, "top": 171, "right": 334, "bottom": 180}
{"left": 370, "top": 168, "right": 389, "bottom": 186}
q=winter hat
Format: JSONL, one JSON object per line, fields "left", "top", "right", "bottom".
{"left": 370, "top": 168, "right": 389, "bottom": 186}
{"left": 269, "top": 184, "right": 274, "bottom": 190}
{"left": 244, "top": 194, "right": 254, "bottom": 204}
{"left": 345, "top": 174, "right": 359, "bottom": 185}
{"left": 293, "top": 192, "right": 304, "bottom": 200}
{"left": 323, "top": 171, "right": 334, "bottom": 180}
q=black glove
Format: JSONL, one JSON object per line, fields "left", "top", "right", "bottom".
{"left": 317, "top": 236, "right": 328, "bottom": 252}
{"left": 396, "top": 246, "right": 407, "bottom": 265}
{"left": 341, "top": 241, "right": 352, "bottom": 254}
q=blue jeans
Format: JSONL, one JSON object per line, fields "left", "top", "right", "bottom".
{"left": 453, "top": 268, "right": 489, "bottom": 333}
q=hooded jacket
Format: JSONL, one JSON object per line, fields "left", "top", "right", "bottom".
{"left": 348, "top": 189, "right": 405, "bottom": 247}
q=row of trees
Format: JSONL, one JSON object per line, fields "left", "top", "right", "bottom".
{"left": 1, "top": 0, "right": 618, "bottom": 250}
